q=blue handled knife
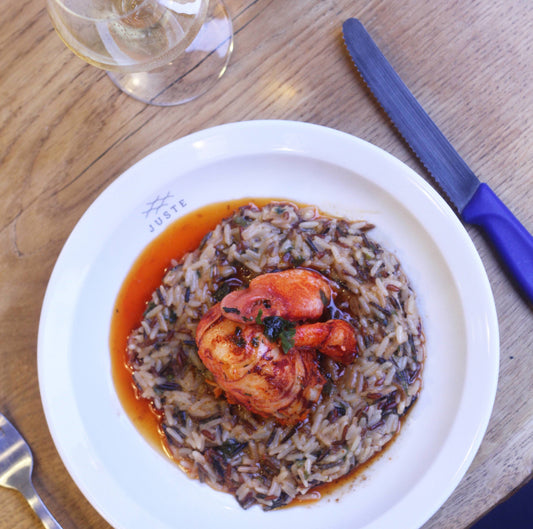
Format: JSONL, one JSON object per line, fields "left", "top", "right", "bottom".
{"left": 343, "top": 18, "right": 533, "bottom": 304}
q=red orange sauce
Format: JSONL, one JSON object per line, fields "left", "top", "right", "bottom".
{"left": 110, "top": 198, "right": 394, "bottom": 505}
{"left": 110, "top": 198, "right": 273, "bottom": 453}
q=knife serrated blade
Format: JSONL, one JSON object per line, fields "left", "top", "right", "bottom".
{"left": 342, "top": 17, "right": 533, "bottom": 303}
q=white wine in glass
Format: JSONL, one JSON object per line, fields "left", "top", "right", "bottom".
{"left": 47, "top": 0, "right": 233, "bottom": 105}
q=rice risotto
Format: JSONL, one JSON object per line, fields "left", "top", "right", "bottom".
{"left": 126, "top": 202, "right": 425, "bottom": 510}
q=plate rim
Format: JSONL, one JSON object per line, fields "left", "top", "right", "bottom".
{"left": 38, "top": 119, "right": 499, "bottom": 529}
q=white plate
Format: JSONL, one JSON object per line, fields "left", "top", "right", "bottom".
{"left": 38, "top": 120, "right": 499, "bottom": 529}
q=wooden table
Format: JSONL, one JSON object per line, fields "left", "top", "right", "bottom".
{"left": 1, "top": 1, "right": 532, "bottom": 527}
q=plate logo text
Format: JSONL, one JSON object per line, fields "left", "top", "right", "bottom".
{"left": 142, "top": 192, "right": 187, "bottom": 233}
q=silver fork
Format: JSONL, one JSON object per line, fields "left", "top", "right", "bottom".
{"left": 0, "top": 412, "right": 63, "bottom": 529}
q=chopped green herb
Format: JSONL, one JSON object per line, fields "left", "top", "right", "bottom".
{"left": 279, "top": 326, "right": 296, "bottom": 354}
{"left": 260, "top": 316, "right": 296, "bottom": 354}
{"left": 253, "top": 310, "right": 295, "bottom": 353}
{"left": 233, "top": 216, "right": 252, "bottom": 227}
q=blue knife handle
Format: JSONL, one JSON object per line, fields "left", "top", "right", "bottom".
{"left": 462, "top": 183, "right": 533, "bottom": 303}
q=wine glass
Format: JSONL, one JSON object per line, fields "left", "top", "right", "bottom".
{"left": 47, "top": 0, "right": 233, "bottom": 106}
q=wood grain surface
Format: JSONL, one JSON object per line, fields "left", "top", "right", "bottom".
{"left": 1, "top": 1, "right": 532, "bottom": 528}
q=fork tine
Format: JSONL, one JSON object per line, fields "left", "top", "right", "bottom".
{"left": 0, "top": 413, "right": 33, "bottom": 489}
{"left": 0, "top": 413, "right": 64, "bottom": 529}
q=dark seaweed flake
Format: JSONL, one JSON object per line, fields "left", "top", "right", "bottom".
{"left": 223, "top": 306, "right": 241, "bottom": 314}
{"left": 231, "top": 326, "right": 246, "bottom": 348}
{"left": 214, "top": 438, "right": 248, "bottom": 460}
